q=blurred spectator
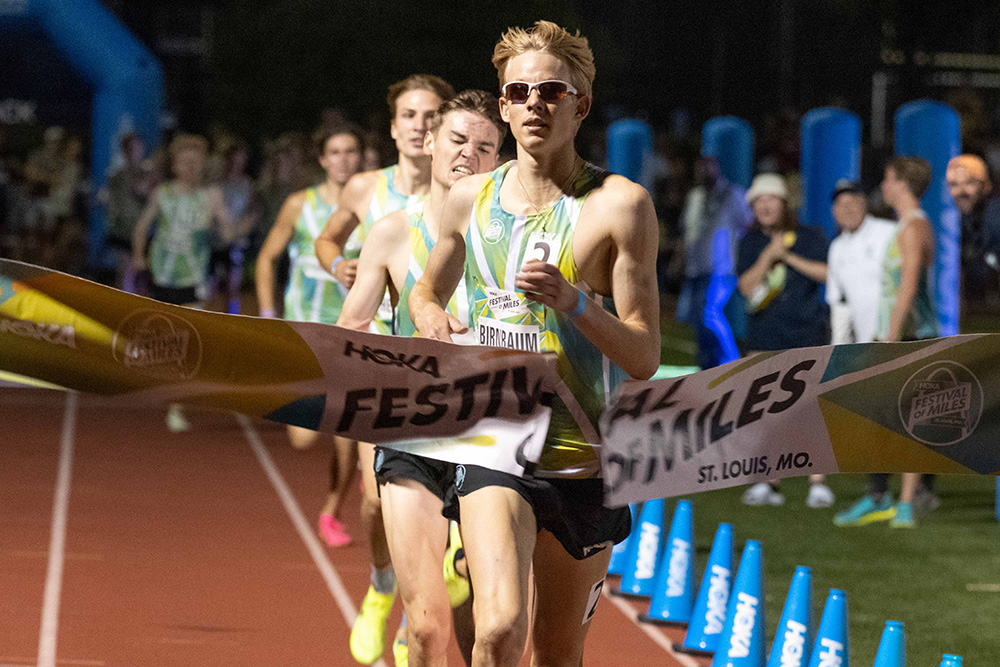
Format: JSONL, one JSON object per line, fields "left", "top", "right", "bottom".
{"left": 825, "top": 179, "right": 896, "bottom": 345}
{"left": 211, "top": 138, "right": 258, "bottom": 311}
{"left": 46, "top": 135, "right": 86, "bottom": 272}
{"left": 677, "top": 155, "right": 753, "bottom": 369}
{"left": 736, "top": 173, "right": 832, "bottom": 508}
{"left": 22, "top": 126, "right": 66, "bottom": 258}
{"left": 104, "top": 132, "right": 155, "bottom": 290}
{"left": 946, "top": 154, "right": 1000, "bottom": 307}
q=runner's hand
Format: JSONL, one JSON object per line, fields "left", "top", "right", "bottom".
{"left": 516, "top": 260, "right": 578, "bottom": 312}
{"left": 334, "top": 258, "right": 358, "bottom": 287}
{"left": 414, "top": 303, "right": 468, "bottom": 342}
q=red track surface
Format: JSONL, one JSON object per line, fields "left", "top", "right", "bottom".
{"left": 1, "top": 388, "right": 705, "bottom": 667}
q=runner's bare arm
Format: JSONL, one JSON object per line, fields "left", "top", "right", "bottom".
{"left": 254, "top": 190, "right": 306, "bottom": 316}
{"left": 337, "top": 211, "right": 408, "bottom": 331}
{"left": 885, "top": 219, "right": 929, "bottom": 342}
{"left": 314, "top": 171, "right": 378, "bottom": 284}
{"left": 131, "top": 186, "right": 162, "bottom": 271}
{"left": 516, "top": 177, "right": 661, "bottom": 379}
{"left": 409, "top": 174, "right": 487, "bottom": 340}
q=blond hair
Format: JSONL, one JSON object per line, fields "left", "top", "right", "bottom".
{"left": 492, "top": 20, "right": 595, "bottom": 95}
{"left": 429, "top": 89, "right": 507, "bottom": 145}
{"left": 168, "top": 134, "right": 209, "bottom": 159}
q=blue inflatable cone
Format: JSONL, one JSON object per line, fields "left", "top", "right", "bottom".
{"left": 806, "top": 590, "right": 848, "bottom": 667}
{"left": 711, "top": 540, "right": 765, "bottom": 667}
{"left": 766, "top": 567, "right": 813, "bottom": 667}
{"left": 676, "top": 523, "right": 734, "bottom": 656}
{"left": 614, "top": 498, "right": 665, "bottom": 598}
{"left": 873, "top": 621, "right": 905, "bottom": 667}
{"left": 608, "top": 503, "right": 640, "bottom": 576}
{"left": 938, "top": 655, "right": 963, "bottom": 667}
{"left": 641, "top": 500, "right": 695, "bottom": 626}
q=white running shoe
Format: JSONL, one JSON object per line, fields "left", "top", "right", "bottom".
{"left": 742, "top": 482, "right": 785, "bottom": 506}
{"left": 806, "top": 483, "right": 835, "bottom": 508}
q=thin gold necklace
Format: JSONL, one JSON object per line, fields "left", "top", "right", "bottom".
{"left": 516, "top": 158, "right": 581, "bottom": 215}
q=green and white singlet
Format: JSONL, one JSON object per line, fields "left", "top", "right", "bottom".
{"left": 465, "top": 161, "right": 627, "bottom": 478}
{"left": 283, "top": 187, "right": 344, "bottom": 324}
{"left": 149, "top": 183, "right": 212, "bottom": 289}
{"left": 876, "top": 211, "right": 939, "bottom": 341}
{"left": 356, "top": 166, "right": 424, "bottom": 334}
{"left": 395, "top": 200, "right": 469, "bottom": 337}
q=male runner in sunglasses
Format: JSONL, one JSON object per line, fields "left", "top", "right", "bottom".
{"left": 314, "top": 74, "right": 455, "bottom": 665}
{"left": 409, "top": 21, "right": 660, "bottom": 666}
{"left": 338, "top": 89, "right": 506, "bottom": 667}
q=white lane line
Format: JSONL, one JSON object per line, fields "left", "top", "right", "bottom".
{"left": 601, "top": 589, "right": 699, "bottom": 667}
{"left": 237, "top": 415, "right": 388, "bottom": 667}
{"left": 37, "top": 392, "right": 78, "bottom": 667}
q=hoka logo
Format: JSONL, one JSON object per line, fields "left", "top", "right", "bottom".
{"left": 728, "top": 592, "right": 758, "bottom": 658}
{"left": 344, "top": 340, "right": 440, "bottom": 378}
{"left": 634, "top": 522, "right": 660, "bottom": 580}
{"left": 779, "top": 620, "right": 808, "bottom": 667}
{"left": 704, "top": 565, "right": 730, "bottom": 634}
{"left": 815, "top": 638, "right": 844, "bottom": 667}
{"left": 665, "top": 538, "right": 691, "bottom": 597}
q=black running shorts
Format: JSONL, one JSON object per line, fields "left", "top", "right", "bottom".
{"left": 373, "top": 446, "right": 457, "bottom": 504}
{"left": 444, "top": 464, "right": 631, "bottom": 561}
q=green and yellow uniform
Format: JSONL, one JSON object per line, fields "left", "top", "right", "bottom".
{"left": 395, "top": 200, "right": 469, "bottom": 336}
{"left": 284, "top": 187, "right": 344, "bottom": 324}
{"left": 876, "top": 212, "right": 938, "bottom": 341}
{"left": 465, "top": 161, "right": 626, "bottom": 478}
{"left": 149, "top": 183, "right": 212, "bottom": 289}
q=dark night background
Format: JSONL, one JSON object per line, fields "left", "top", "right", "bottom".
{"left": 96, "top": 0, "right": 1000, "bottom": 150}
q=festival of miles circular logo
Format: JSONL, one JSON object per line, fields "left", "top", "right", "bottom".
{"left": 898, "top": 360, "right": 984, "bottom": 446}
{"left": 111, "top": 310, "right": 203, "bottom": 380}
{"left": 484, "top": 219, "right": 505, "bottom": 245}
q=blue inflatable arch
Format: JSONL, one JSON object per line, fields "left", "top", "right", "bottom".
{"left": 0, "top": 0, "right": 163, "bottom": 267}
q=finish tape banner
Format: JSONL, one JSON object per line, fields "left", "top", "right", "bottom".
{"left": 600, "top": 335, "right": 1000, "bottom": 507}
{"left": 0, "top": 259, "right": 554, "bottom": 476}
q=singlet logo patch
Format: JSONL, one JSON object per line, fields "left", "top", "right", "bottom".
{"left": 898, "top": 360, "right": 983, "bottom": 446}
{"left": 485, "top": 288, "right": 529, "bottom": 319}
{"left": 484, "top": 219, "right": 505, "bottom": 245}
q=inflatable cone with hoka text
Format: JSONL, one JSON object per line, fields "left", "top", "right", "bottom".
{"left": 765, "top": 566, "right": 813, "bottom": 667}
{"left": 613, "top": 498, "right": 665, "bottom": 598}
{"left": 676, "top": 523, "right": 733, "bottom": 656}
{"left": 938, "top": 655, "right": 963, "bottom": 667}
{"left": 608, "top": 503, "right": 640, "bottom": 576}
{"left": 806, "top": 590, "right": 848, "bottom": 667}
{"left": 641, "top": 499, "right": 695, "bottom": 626}
{"left": 711, "top": 540, "right": 765, "bottom": 667}
{"left": 872, "top": 621, "right": 905, "bottom": 667}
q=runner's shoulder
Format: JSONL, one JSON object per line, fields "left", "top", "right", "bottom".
{"left": 368, "top": 208, "right": 409, "bottom": 242}
{"left": 584, "top": 173, "right": 654, "bottom": 227}
{"left": 341, "top": 169, "right": 383, "bottom": 208}
{"left": 448, "top": 172, "right": 493, "bottom": 207}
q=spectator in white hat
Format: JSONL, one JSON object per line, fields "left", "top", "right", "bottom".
{"left": 737, "top": 173, "right": 834, "bottom": 508}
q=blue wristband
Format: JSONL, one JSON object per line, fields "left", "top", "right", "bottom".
{"left": 331, "top": 255, "right": 343, "bottom": 274}
{"left": 569, "top": 289, "right": 587, "bottom": 318}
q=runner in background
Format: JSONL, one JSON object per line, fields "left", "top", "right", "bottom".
{"left": 314, "top": 74, "right": 455, "bottom": 666}
{"left": 254, "top": 123, "right": 365, "bottom": 547}
{"left": 835, "top": 156, "right": 939, "bottom": 529}
{"left": 131, "top": 133, "right": 241, "bottom": 432}
{"left": 338, "top": 89, "right": 504, "bottom": 667}
{"left": 410, "top": 22, "right": 659, "bottom": 665}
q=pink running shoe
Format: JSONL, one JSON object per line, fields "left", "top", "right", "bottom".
{"left": 319, "top": 514, "right": 351, "bottom": 547}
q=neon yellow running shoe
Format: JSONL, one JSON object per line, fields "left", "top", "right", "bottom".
{"left": 350, "top": 585, "right": 395, "bottom": 664}
{"left": 392, "top": 633, "right": 409, "bottom": 667}
{"left": 443, "top": 521, "right": 470, "bottom": 608}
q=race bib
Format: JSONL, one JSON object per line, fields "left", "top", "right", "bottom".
{"left": 524, "top": 231, "right": 561, "bottom": 266}
{"left": 485, "top": 288, "right": 530, "bottom": 319}
{"left": 477, "top": 317, "right": 541, "bottom": 352}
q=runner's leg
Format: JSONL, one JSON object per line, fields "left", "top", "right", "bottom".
{"left": 529, "top": 529, "right": 612, "bottom": 667}
{"left": 359, "top": 442, "right": 391, "bottom": 569}
{"left": 381, "top": 478, "right": 451, "bottom": 666}
{"left": 460, "top": 486, "right": 536, "bottom": 667}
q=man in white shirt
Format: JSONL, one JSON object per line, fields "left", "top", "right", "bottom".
{"left": 825, "top": 179, "right": 895, "bottom": 344}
